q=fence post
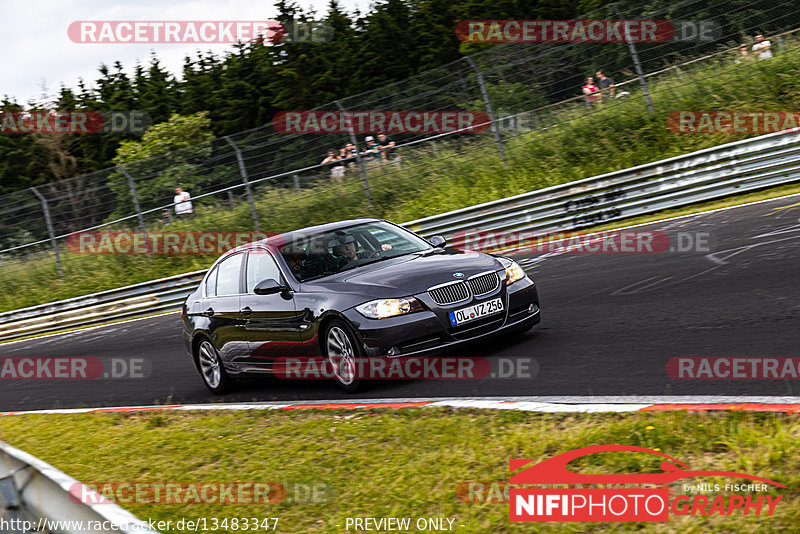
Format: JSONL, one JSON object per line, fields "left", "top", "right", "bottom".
{"left": 465, "top": 57, "right": 508, "bottom": 168}
{"left": 224, "top": 136, "right": 262, "bottom": 232}
{"left": 117, "top": 166, "right": 147, "bottom": 234}
{"left": 31, "top": 187, "right": 63, "bottom": 278}
{"left": 293, "top": 174, "right": 301, "bottom": 194}
{"left": 335, "top": 100, "right": 375, "bottom": 212}
{"left": 612, "top": 3, "right": 655, "bottom": 115}
{"left": 117, "top": 165, "right": 150, "bottom": 256}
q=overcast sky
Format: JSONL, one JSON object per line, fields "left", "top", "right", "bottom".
{"left": 1, "top": 0, "right": 372, "bottom": 106}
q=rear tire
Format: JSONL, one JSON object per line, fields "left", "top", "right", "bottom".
{"left": 323, "top": 319, "right": 364, "bottom": 392}
{"left": 196, "top": 339, "right": 234, "bottom": 394}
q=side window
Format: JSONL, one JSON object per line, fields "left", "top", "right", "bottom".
{"left": 246, "top": 251, "right": 283, "bottom": 293}
{"left": 216, "top": 253, "right": 244, "bottom": 296}
{"left": 204, "top": 267, "right": 218, "bottom": 297}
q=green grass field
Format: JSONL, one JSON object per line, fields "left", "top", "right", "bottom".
{"left": 0, "top": 409, "right": 798, "bottom": 533}
{"left": 3, "top": 39, "right": 800, "bottom": 312}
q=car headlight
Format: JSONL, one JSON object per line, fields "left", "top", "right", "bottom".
{"left": 505, "top": 261, "right": 526, "bottom": 285}
{"left": 355, "top": 297, "right": 424, "bottom": 319}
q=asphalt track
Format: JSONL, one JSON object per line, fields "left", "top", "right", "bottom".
{"left": 1, "top": 194, "right": 799, "bottom": 411}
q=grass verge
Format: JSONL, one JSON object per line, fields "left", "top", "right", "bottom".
{"left": 0, "top": 409, "right": 798, "bottom": 533}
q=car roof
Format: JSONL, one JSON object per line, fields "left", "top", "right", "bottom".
{"left": 225, "top": 218, "right": 384, "bottom": 256}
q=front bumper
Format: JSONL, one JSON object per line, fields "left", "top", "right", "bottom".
{"left": 342, "top": 277, "right": 540, "bottom": 358}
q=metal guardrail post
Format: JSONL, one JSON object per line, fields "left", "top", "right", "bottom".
{"left": 31, "top": 187, "right": 63, "bottom": 278}
{"left": 224, "top": 136, "right": 262, "bottom": 232}
{"left": 335, "top": 100, "right": 375, "bottom": 212}
{"left": 612, "top": 3, "right": 654, "bottom": 115}
{"left": 465, "top": 57, "right": 508, "bottom": 168}
{"left": 117, "top": 165, "right": 150, "bottom": 255}
{"left": 293, "top": 174, "right": 301, "bottom": 193}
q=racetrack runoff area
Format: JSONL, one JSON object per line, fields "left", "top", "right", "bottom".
{"left": 0, "top": 406, "right": 798, "bottom": 533}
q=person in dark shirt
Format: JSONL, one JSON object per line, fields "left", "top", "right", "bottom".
{"left": 595, "top": 71, "right": 615, "bottom": 99}
{"left": 376, "top": 132, "right": 396, "bottom": 163}
{"left": 339, "top": 142, "right": 358, "bottom": 171}
{"left": 330, "top": 232, "right": 364, "bottom": 267}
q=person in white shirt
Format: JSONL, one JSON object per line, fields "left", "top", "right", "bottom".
{"left": 173, "top": 187, "right": 193, "bottom": 218}
{"left": 752, "top": 35, "right": 772, "bottom": 60}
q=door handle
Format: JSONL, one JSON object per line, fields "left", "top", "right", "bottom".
{"left": 241, "top": 306, "right": 252, "bottom": 316}
{"left": 204, "top": 307, "right": 215, "bottom": 317}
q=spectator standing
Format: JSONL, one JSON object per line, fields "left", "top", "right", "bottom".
{"left": 595, "top": 71, "right": 615, "bottom": 99}
{"left": 360, "top": 136, "right": 381, "bottom": 169}
{"left": 582, "top": 77, "right": 601, "bottom": 107}
{"left": 752, "top": 34, "right": 772, "bottom": 60}
{"left": 340, "top": 142, "right": 358, "bottom": 170}
{"left": 321, "top": 149, "right": 346, "bottom": 179}
{"left": 376, "top": 133, "right": 397, "bottom": 163}
{"left": 173, "top": 187, "right": 193, "bottom": 219}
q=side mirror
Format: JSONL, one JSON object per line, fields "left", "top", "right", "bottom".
{"left": 429, "top": 235, "right": 447, "bottom": 248}
{"left": 254, "top": 278, "right": 287, "bottom": 295}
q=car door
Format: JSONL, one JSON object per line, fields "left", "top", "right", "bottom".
{"left": 240, "top": 248, "right": 303, "bottom": 370}
{"left": 201, "top": 252, "right": 249, "bottom": 368}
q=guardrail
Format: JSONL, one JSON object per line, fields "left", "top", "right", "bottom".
{"left": 404, "top": 128, "right": 800, "bottom": 243}
{"left": 0, "top": 271, "right": 205, "bottom": 343}
{"left": 0, "top": 441, "right": 159, "bottom": 534}
{"left": 1, "top": 129, "right": 799, "bottom": 343}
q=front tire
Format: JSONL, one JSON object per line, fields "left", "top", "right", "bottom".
{"left": 196, "top": 339, "right": 234, "bottom": 394}
{"left": 323, "top": 319, "right": 364, "bottom": 392}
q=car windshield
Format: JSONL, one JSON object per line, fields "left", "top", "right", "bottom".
{"left": 279, "top": 221, "right": 432, "bottom": 282}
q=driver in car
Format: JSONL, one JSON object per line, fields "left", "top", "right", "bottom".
{"left": 331, "top": 233, "right": 362, "bottom": 266}
{"left": 331, "top": 231, "right": 393, "bottom": 268}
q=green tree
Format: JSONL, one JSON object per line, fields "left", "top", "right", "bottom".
{"left": 108, "top": 112, "right": 215, "bottom": 220}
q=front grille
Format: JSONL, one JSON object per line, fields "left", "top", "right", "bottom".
{"left": 428, "top": 281, "right": 470, "bottom": 305}
{"left": 468, "top": 272, "right": 500, "bottom": 296}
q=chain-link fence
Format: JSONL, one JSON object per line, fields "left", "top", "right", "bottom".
{"left": 2, "top": 0, "right": 800, "bottom": 285}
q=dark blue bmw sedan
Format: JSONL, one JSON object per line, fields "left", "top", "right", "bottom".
{"left": 182, "top": 218, "right": 540, "bottom": 393}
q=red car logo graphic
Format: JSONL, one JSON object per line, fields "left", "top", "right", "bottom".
{"left": 510, "top": 444, "right": 785, "bottom": 487}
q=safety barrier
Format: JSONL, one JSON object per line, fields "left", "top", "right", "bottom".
{"left": 0, "top": 441, "right": 159, "bottom": 533}
{"left": 1, "top": 129, "right": 799, "bottom": 343}
{"left": 0, "top": 271, "right": 205, "bottom": 342}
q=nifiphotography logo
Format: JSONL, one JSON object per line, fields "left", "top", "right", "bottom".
{"left": 509, "top": 445, "right": 785, "bottom": 522}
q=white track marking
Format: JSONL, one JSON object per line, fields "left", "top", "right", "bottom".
{"left": 2, "top": 396, "right": 800, "bottom": 416}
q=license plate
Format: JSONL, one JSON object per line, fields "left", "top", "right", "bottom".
{"left": 449, "top": 298, "right": 504, "bottom": 326}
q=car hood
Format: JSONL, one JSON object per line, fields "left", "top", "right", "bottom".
{"left": 307, "top": 250, "right": 504, "bottom": 297}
